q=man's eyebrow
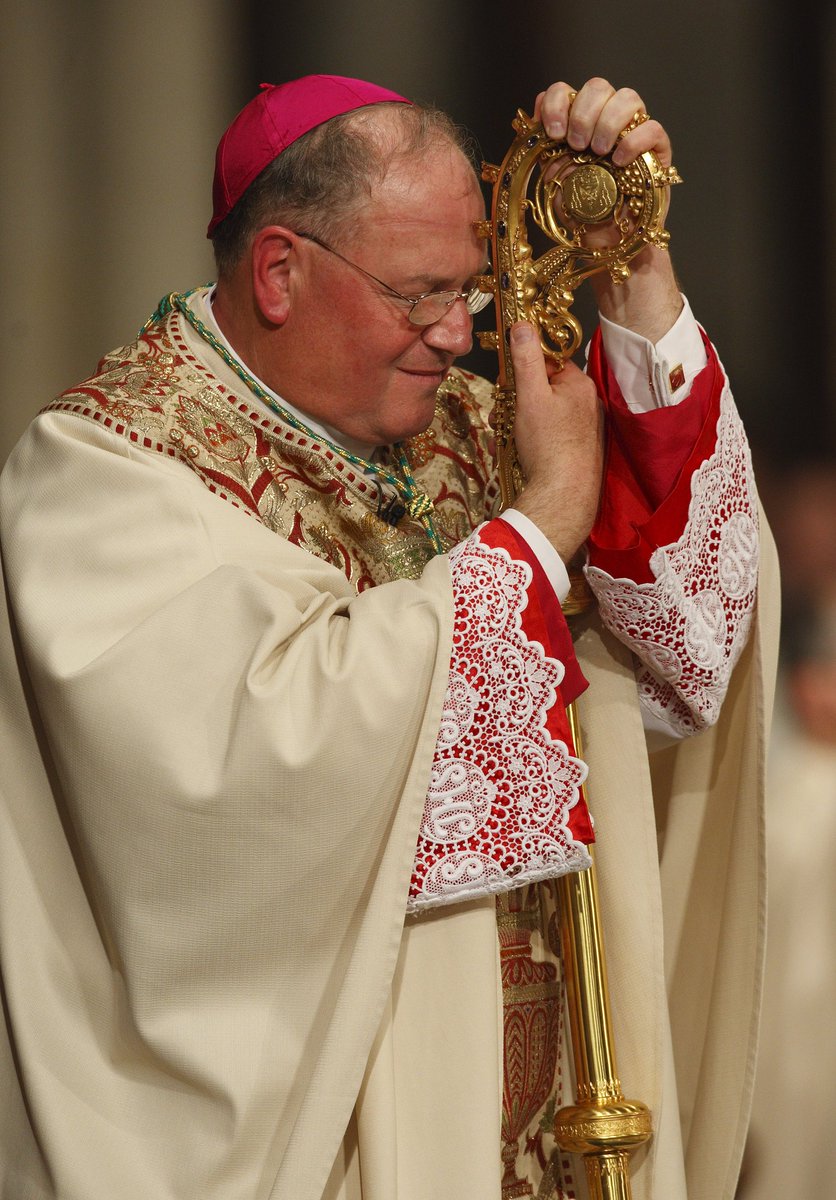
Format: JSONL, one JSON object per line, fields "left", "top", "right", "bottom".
{"left": 397, "top": 259, "right": 491, "bottom": 293}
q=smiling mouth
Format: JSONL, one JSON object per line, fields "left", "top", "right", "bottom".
{"left": 401, "top": 365, "right": 450, "bottom": 378}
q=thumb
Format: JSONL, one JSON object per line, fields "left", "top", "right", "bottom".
{"left": 509, "top": 322, "right": 550, "bottom": 398}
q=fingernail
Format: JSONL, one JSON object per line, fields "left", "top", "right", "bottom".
{"left": 546, "top": 119, "right": 564, "bottom": 139}
{"left": 511, "top": 322, "right": 535, "bottom": 343}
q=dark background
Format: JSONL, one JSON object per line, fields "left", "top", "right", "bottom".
{"left": 244, "top": 0, "right": 834, "bottom": 467}
{"left": 2, "top": 0, "right": 834, "bottom": 475}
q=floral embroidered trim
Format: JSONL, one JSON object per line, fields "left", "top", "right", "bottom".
{"left": 586, "top": 389, "right": 759, "bottom": 736}
{"left": 408, "top": 530, "right": 591, "bottom": 913}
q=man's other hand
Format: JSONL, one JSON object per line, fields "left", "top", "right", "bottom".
{"left": 533, "top": 77, "right": 673, "bottom": 174}
{"left": 510, "top": 322, "right": 604, "bottom": 562}
{"left": 530, "top": 77, "right": 683, "bottom": 342}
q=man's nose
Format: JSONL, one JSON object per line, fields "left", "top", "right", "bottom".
{"left": 422, "top": 298, "right": 473, "bottom": 357}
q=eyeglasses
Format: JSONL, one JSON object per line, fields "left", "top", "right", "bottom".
{"left": 296, "top": 230, "right": 493, "bottom": 327}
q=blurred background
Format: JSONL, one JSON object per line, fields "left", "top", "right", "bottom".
{"left": 2, "top": 2, "right": 835, "bottom": 1196}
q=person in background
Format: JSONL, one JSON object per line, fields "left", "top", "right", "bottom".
{"left": 742, "top": 465, "right": 836, "bottom": 1200}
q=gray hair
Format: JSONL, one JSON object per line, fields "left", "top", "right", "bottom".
{"left": 210, "top": 102, "right": 480, "bottom": 277}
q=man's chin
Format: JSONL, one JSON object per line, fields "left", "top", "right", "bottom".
{"left": 406, "top": 398, "right": 445, "bottom": 438}
{"left": 380, "top": 380, "right": 443, "bottom": 439}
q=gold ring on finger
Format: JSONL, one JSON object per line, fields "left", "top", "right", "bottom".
{"left": 617, "top": 109, "right": 650, "bottom": 139}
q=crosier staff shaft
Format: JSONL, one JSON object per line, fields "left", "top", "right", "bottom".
{"left": 475, "top": 108, "right": 678, "bottom": 1197}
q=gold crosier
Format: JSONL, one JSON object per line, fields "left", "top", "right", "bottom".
{"left": 474, "top": 108, "right": 681, "bottom": 1199}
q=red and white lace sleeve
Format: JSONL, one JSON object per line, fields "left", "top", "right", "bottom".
{"left": 585, "top": 331, "right": 759, "bottom": 738}
{"left": 407, "top": 519, "right": 594, "bottom": 914}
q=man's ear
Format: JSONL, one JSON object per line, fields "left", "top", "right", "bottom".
{"left": 251, "top": 226, "right": 295, "bottom": 325}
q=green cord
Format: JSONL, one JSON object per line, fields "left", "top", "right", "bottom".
{"left": 143, "top": 291, "right": 445, "bottom": 555}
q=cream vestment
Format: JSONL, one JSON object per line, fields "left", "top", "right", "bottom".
{"left": 0, "top": 296, "right": 779, "bottom": 1200}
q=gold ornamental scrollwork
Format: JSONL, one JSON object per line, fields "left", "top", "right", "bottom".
{"left": 476, "top": 107, "right": 681, "bottom": 509}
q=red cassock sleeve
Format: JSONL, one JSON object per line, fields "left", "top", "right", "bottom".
{"left": 581, "top": 325, "right": 760, "bottom": 737}
{"left": 586, "top": 326, "right": 723, "bottom": 583}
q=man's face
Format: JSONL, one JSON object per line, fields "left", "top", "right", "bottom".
{"left": 281, "top": 143, "right": 488, "bottom": 448}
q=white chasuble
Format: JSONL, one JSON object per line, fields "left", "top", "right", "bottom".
{"left": 0, "top": 294, "right": 778, "bottom": 1200}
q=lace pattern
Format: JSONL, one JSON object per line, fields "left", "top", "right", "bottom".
{"left": 408, "top": 530, "right": 591, "bottom": 914}
{"left": 586, "top": 389, "right": 759, "bottom": 736}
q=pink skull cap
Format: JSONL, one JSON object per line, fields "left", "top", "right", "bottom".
{"left": 207, "top": 74, "right": 411, "bottom": 237}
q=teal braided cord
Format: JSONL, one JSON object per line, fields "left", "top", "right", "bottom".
{"left": 139, "top": 284, "right": 210, "bottom": 336}
{"left": 395, "top": 443, "right": 443, "bottom": 553}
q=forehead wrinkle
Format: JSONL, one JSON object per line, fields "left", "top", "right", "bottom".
{"left": 340, "top": 139, "right": 486, "bottom": 290}
{"left": 363, "top": 174, "right": 486, "bottom": 244}
{"left": 348, "top": 200, "right": 486, "bottom": 283}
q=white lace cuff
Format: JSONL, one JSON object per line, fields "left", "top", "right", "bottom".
{"left": 408, "top": 524, "right": 592, "bottom": 914}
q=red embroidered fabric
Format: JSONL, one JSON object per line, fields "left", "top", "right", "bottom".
{"left": 407, "top": 519, "right": 593, "bottom": 914}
